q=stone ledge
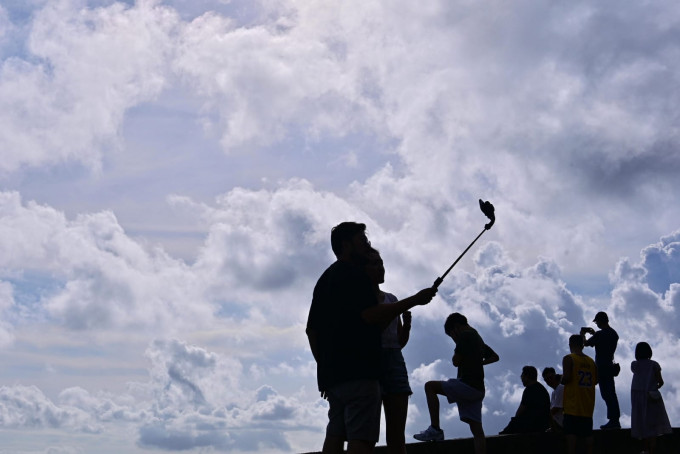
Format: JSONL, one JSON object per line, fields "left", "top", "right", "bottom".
{"left": 302, "top": 428, "right": 680, "bottom": 454}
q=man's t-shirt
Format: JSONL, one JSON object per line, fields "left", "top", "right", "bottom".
{"left": 455, "top": 328, "right": 485, "bottom": 392}
{"left": 585, "top": 326, "right": 618, "bottom": 370}
{"left": 520, "top": 381, "right": 551, "bottom": 431}
{"left": 306, "top": 260, "right": 380, "bottom": 391}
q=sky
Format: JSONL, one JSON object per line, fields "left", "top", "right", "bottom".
{"left": 0, "top": 0, "right": 679, "bottom": 452}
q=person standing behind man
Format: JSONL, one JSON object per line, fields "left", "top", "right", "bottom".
{"left": 562, "top": 334, "right": 598, "bottom": 454}
{"left": 365, "top": 248, "right": 413, "bottom": 454}
{"left": 542, "top": 367, "right": 564, "bottom": 431}
{"left": 306, "top": 222, "right": 437, "bottom": 454}
{"left": 581, "top": 311, "right": 621, "bottom": 429}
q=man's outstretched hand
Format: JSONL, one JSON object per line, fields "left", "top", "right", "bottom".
{"left": 413, "top": 287, "right": 437, "bottom": 306}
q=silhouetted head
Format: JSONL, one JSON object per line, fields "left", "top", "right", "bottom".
{"left": 331, "top": 222, "right": 369, "bottom": 261}
{"left": 542, "top": 367, "right": 560, "bottom": 389}
{"left": 569, "top": 334, "right": 584, "bottom": 353}
{"left": 444, "top": 313, "right": 468, "bottom": 334}
{"left": 365, "top": 247, "right": 385, "bottom": 286}
{"left": 593, "top": 311, "right": 609, "bottom": 329}
{"left": 635, "top": 342, "right": 653, "bottom": 360}
{"left": 521, "top": 366, "right": 538, "bottom": 386}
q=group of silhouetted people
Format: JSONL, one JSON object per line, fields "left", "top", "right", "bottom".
{"left": 496, "top": 312, "right": 672, "bottom": 454}
{"left": 306, "top": 222, "right": 672, "bottom": 454}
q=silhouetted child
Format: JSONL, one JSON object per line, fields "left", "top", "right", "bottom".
{"left": 631, "top": 342, "right": 672, "bottom": 454}
{"left": 413, "top": 313, "right": 499, "bottom": 454}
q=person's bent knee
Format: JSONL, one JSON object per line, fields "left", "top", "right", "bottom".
{"left": 424, "top": 381, "right": 441, "bottom": 394}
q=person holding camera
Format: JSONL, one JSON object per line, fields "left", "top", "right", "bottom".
{"left": 581, "top": 311, "right": 621, "bottom": 430}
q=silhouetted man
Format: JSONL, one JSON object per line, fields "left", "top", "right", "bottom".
{"left": 499, "top": 366, "right": 550, "bottom": 434}
{"left": 581, "top": 311, "right": 620, "bottom": 429}
{"left": 306, "top": 222, "right": 436, "bottom": 454}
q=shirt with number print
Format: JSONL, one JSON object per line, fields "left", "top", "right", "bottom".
{"left": 563, "top": 353, "right": 598, "bottom": 418}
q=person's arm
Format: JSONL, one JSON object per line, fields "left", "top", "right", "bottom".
{"left": 397, "top": 311, "right": 411, "bottom": 348}
{"left": 581, "top": 328, "right": 596, "bottom": 347}
{"left": 655, "top": 365, "right": 664, "bottom": 389}
{"left": 550, "top": 385, "right": 563, "bottom": 414}
{"left": 515, "top": 403, "right": 527, "bottom": 418}
{"left": 361, "top": 287, "right": 436, "bottom": 325}
{"left": 306, "top": 328, "right": 319, "bottom": 362}
{"left": 561, "top": 355, "right": 573, "bottom": 385}
{"left": 452, "top": 352, "right": 460, "bottom": 367}
{"left": 482, "top": 343, "right": 500, "bottom": 365}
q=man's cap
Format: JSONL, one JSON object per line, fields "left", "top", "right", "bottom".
{"left": 593, "top": 311, "right": 609, "bottom": 323}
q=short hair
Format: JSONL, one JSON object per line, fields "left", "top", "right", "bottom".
{"left": 522, "top": 366, "right": 538, "bottom": 380}
{"left": 444, "top": 313, "right": 468, "bottom": 333}
{"left": 635, "top": 342, "right": 653, "bottom": 360}
{"left": 330, "top": 222, "right": 366, "bottom": 257}
{"left": 569, "top": 334, "right": 584, "bottom": 348}
{"left": 542, "top": 367, "right": 556, "bottom": 378}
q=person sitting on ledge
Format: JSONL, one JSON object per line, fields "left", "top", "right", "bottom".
{"left": 499, "top": 365, "right": 550, "bottom": 435}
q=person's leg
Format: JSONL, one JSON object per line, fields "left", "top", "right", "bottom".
{"left": 599, "top": 374, "right": 620, "bottom": 423}
{"left": 323, "top": 385, "right": 347, "bottom": 454}
{"left": 424, "top": 381, "right": 444, "bottom": 429}
{"left": 468, "top": 421, "right": 486, "bottom": 454}
{"left": 383, "top": 393, "right": 409, "bottom": 454}
{"left": 585, "top": 435, "right": 593, "bottom": 454}
{"left": 347, "top": 439, "right": 375, "bottom": 454}
{"left": 563, "top": 414, "right": 577, "bottom": 454}
{"left": 565, "top": 434, "right": 576, "bottom": 454}
{"left": 322, "top": 436, "right": 344, "bottom": 454}
{"left": 647, "top": 436, "right": 657, "bottom": 454}
{"left": 344, "top": 380, "right": 381, "bottom": 454}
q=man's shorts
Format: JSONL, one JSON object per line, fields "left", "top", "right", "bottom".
{"left": 563, "top": 414, "right": 593, "bottom": 437}
{"left": 380, "top": 349, "right": 413, "bottom": 396}
{"left": 326, "top": 379, "right": 381, "bottom": 443}
{"left": 440, "top": 379, "right": 485, "bottom": 424}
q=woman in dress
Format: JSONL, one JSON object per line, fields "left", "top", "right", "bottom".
{"left": 630, "top": 342, "right": 672, "bottom": 454}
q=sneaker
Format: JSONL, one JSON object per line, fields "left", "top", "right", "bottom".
{"left": 414, "top": 425, "right": 444, "bottom": 442}
{"left": 600, "top": 420, "right": 621, "bottom": 430}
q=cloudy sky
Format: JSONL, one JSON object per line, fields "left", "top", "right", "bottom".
{"left": 0, "top": 0, "right": 679, "bottom": 452}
